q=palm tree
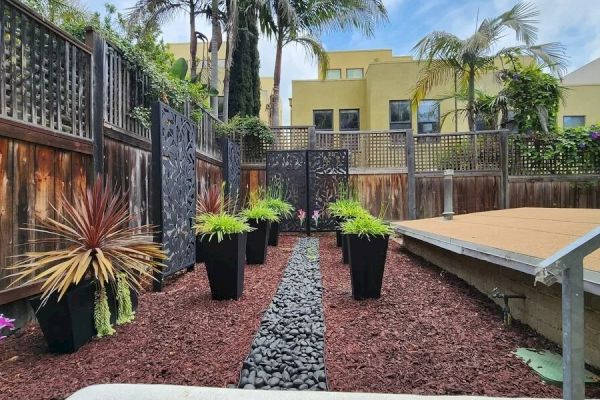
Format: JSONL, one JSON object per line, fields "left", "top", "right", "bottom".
{"left": 260, "top": 0, "right": 388, "bottom": 127}
{"left": 411, "top": 2, "right": 567, "bottom": 131}
{"left": 128, "top": 0, "right": 210, "bottom": 82}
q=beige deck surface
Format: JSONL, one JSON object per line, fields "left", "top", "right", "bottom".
{"left": 394, "top": 208, "right": 600, "bottom": 272}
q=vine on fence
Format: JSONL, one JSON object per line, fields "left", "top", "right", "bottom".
{"left": 511, "top": 126, "right": 600, "bottom": 174}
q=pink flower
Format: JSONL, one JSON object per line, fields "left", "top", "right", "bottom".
{"left": 0, "top": 314, "right": 15, "bottom": 341}
{"left": 312, "top": 210, "right": 321, "bottom": 227}
{"left": 297, "top": 209, "right": 306, "bottom": 226}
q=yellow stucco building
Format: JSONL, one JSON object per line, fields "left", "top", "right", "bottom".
{"left": 290, "top": 49, "right": 600, "bottom": 132}
{"left": 167, "top": 42, "right": 279, "bottom": 123}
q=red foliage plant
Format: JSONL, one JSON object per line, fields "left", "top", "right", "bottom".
{"left": 8, "top": 178, "right": 166, "bottom": 305}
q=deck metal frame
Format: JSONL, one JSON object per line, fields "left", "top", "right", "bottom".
{"left": 394, "top": 224, "right": 600, "bottom": 296}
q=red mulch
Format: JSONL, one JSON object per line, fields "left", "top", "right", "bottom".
{"left": 0, "top": 235, "right": 297, "bottom": 400}
{"left": 320, "top": 235, "right": 600, "bottom": 397}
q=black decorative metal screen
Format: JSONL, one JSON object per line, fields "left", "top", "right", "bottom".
{"left": 222, "top": 138, "right": 241, "bottom": 200}
{"left": 151, "top": 102, "right": 197, "bottom": 290}
{"left": 308, "top": 150, "right": 349, "bottom": 231}
{"left": 266, "top": 150, "right": 348, "bottom": 233}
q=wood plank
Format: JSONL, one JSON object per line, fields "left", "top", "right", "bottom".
{"left": 54, "top": 150, "right": 71, "bottom": 249}
{"left": 34, "top": 145, "right": 55, "bottom": 252}
{"left": 0, "top": 138, "right": 14, "bottom": 286}
{"left": 0, "top": 118, "right": 92, "bottom": 154}
{"left": 11, "top": 141, "right": 35, "bottom": 287}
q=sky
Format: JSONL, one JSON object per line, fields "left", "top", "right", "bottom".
{"left": 85, "top": 0, "right": 600, "bottom": 124}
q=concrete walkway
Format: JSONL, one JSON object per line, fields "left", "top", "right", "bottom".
{"left": 67, "top": 384, "right": 562, "bottom": 400}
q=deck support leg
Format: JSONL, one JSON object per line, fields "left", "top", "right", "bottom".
{"left": 562, "top": 256, "right": 585, "bottom": 400}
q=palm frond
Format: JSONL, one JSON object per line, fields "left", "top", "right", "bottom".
{"left": 411, "top": 59, "right": 459, "bottom": 105}
{"left": 286, "top": 34, "right": 329, "bottom": 75}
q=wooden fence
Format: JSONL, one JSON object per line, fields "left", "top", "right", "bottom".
{"left": 0, "top": 0, "right": 223, "bottom": 305}
{"left": 240, "top": 128, "right": 600, "bottom": 220}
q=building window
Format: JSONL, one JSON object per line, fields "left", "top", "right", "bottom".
{"left": 563, "top": 115, "right": 585, "bottom": 128}
{"left": 218, "top": 96, "right": 224, "bottom": 120}
{"left": 417, "top": 100, "right": 440, "bottom": 133}
{"left": 389, "top": 100, "right": 411, "bottom": 130}
{"left": 340, "top": 109, "right": 360, "bottom": 131}
{"left": 313, "top": 109, "right": 333, "bottom": 130}
{"left": 346, "top": 68, "right": 364, "bottom": 79}
{"left": 325, "top": 69, "right": 341, "bottom": 80}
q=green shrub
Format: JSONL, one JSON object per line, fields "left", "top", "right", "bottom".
{"left": 216, "top": 115, "right": 273, "bottom": 143}
{"left": 195, "top": 213, "right": 253, "bottom": 243}
{"left": 341, "top": 215, "right": 395, "bottom": 239}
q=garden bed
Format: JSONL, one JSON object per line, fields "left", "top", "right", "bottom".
{"left": 319, "top": 235, "right": 600, "bottom": 397}
{"left": 0, "top": 235, "right": 297, "bottom": 400}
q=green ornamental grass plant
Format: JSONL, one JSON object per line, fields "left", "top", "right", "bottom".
{"left": 341, "top": 215, "right": 395, "bottom": 239}
{"left": 328, "top": 199, "right": 369, "bottom": 220}
{"left": 262, "top": 198, "right": 294, "bottom": 219}
{"left": 195, "top": 213, "right": 253, "bottom": 243}
{"left": 241, "top": 203, "right": 280, "bottom": 223}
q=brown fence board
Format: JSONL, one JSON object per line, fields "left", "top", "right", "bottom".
{"left": 0, "top": 137, "right": 13, "bottom": 283}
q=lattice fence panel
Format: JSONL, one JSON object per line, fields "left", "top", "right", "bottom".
{"left": 508, "top": 135, "right": 600, "bottom": 175}
{"left": 414, "top": 132, "right": 501, "bottom": 172}
{"left": 238, "top": 126, "right": 310, "bottom": 164}
{"left": 105, "top": 43, "right": 151, "bottom": 139}
{"left": 0, "top": 0, "right": 91, "bottom": 138}
{"left": 315, "top": 131, "right": 407, "bottom": 169}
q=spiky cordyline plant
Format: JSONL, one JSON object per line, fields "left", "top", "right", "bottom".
{"left": 9, "top": 178, "right": 166, "bottom": 306}
{"left": 196, "top": 182, "right": 236, "bottom": 215}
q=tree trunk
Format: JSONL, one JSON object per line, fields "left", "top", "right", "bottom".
{"left": 270, "top": 25, "right": 284, "bottom": 127}
{"left": 223, "top": 38, "right": 231, "bottom": 122}
{"left": 210, "top": 0, "right": 220, "bottom": 116}
{"left": 189, "top": 1, "right": 198, "bottom": 81}
{"left": 467, "top": 67, "right": 475, "bottom": 131}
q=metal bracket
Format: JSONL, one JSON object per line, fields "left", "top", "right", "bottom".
{"left": 534, "top": 260, "right": 569, "bottom": 286}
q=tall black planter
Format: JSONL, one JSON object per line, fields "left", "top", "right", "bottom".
{"left": 196, "top": 235, "right": 207, "bottom": 263}
{"left": 246, "top": 219, "right": 270, "bottom": 264}
{"left": 341, "top": 234, "right": 350, "bottom": 264}
{"left": 348, "top": 235, "right": 389, "bottom": 299}
{"left": 204, "top": 233, "right": 247, "bottom": 300}
{"left": 268, "top": 221, "right": 280, "bottom": 246}
{"left": 29, "top": 280, "right": 96, "bottom": 353}
{"left": 335, "top": 217, "right": 344, "bottom": 247}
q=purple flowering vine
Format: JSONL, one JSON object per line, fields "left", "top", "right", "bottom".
{"left": 0, "top": 314, "right": 15, "bottom": 341}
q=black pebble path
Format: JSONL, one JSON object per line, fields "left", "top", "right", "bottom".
{"left": 238, "top": 237, "right": 328, "bottom": 391}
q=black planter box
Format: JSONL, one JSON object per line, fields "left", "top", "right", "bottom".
{"left": 335, "top": 217, "right": 344, "bottom": 247}
{"left": 204, "top": 233, "right": 247, "bottom": 300}
{"left": 348, "top": 234, "right": 389, "bottom": 300}
{"left": 341, "top": 234, "right": 350, "bottom": 264}
{"left": 268, "top": 221, "right": 280, "bottom": 246}
{"left": 246, "top": 219, "right": 270, "bottom": 264}
{"left": 29, "top": 280, "right": 96, "bottom": 353}
{"left": 196, "top": 235, "right": 207, "bottom": 263}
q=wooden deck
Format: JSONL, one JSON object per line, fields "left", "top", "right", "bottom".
{"left": 393, "top": 208, "right": 600, "bottom": 295}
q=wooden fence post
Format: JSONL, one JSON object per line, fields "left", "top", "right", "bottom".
{"left": 86, "top": 29, "right": 105, "bottom": 180}
{"left": 406, "top": 129, "right": 416, "bottom": 220}
{"left": 308, "top": 126, "right": 316, "bottom": 150}
{"left": 499, "top": 130, "right": 509, "bottom": 209}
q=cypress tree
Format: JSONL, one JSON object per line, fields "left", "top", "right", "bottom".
{"left": 228, "top": 9, "right": 261, "bottom": 118}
